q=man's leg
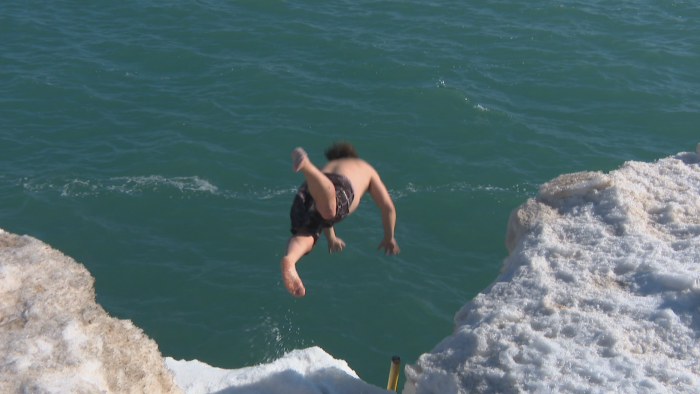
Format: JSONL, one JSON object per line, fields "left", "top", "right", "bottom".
{"left": 292, "top": 148, "right": 336, "bottom": 220}
{"left": 280, "top": 234, "right": 315, "bottom": 297}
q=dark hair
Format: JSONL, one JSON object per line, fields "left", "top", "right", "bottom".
{"left": 324, "top": 140, "right": 359, "bottom": 161}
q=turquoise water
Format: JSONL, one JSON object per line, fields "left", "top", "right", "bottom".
{"left": 1, "top": 0, "right": 698, "bottom": 388}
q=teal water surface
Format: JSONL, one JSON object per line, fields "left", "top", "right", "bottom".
{"left": 1, "top": 0, "right": 698, "bottom": 388}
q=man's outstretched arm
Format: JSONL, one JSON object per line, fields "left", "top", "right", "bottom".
{"left": 368, "top": 173, "right": 400, "bottom": 255}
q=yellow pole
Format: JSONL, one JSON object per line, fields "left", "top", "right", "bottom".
{"left": 387, "top": 355, "right": 400, "bottom": 391}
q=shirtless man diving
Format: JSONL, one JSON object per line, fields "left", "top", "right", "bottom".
{"left": 281, "top": 140, "right": 400, "bottom": 297}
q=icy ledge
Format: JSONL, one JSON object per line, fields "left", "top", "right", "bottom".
{"left": 404, "top": 151, "right": 700, "bottom": 393}
{"left": 0, "top": 228, "right": 389, "bottom": 394}
{"left": 0, "top": 229, "right": 184, "bottom": 393}
{"left": 165, "top": 347, "right": 391, "bottom": 394}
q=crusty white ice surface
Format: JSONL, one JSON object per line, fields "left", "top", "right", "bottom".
{"left": 0, "top": 230, "right": 183, "bottom": 394}
{"left": 404, "top": 151, "right": 700, "bottom": 394}
{"left": 165, "top": 347, "right": 392, "bottom": 394}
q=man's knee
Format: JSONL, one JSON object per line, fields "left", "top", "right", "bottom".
{"left": 317, "top": 203, "right": 336, "bottom": 220}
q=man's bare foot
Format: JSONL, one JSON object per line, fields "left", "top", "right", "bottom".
{"left": 292, "top": 148, "right": 308, "bottom": 172}
{"left": 281, "top": 257, "right": 306, "bottom": 297}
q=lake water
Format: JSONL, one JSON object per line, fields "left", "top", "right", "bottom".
{"left": 1, "top": 0, "right": 698, "bottom": 388}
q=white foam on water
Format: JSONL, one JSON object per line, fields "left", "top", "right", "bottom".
{"left": 21, "top": 175, "right": 301, "bottom": 201}
{"left": 22, "top": 175, "right": 221, "bottom": 198}
{"left": 404, "top": 151, "right": 700, "bottom": 393}
{"left": 245, "top": 309, "right": 310, "bottom": 363}
{"left": 253, "top": 186, "right": 299, "bottom": 200}
{"left": 107, "top": 175, "right": 219, "bottom": 195}
{"left": 389, "top": 181, "right": 534, "bottom": 200}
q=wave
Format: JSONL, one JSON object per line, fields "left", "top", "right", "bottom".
{"left": 18, "top": 174, "right": 535, "bottom": 204}
{"left": 389, "top": 181, "right": 537, "bottom": 200}
{"left": 18, "top": 175, "right": 299, "bottom": 201}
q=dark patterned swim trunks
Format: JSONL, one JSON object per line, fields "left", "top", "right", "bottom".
{"left": 290, "top": 173, "right": 355, "bottom": 244}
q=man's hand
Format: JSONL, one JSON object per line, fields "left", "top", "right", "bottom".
{"left": 377, "top": 237, "right": 400, "bottom": 255}
{"left": 323, "top": 227, "right": 345, "bottom": 253}
{"left": 327, "top": 237, "right": 345, "bottom": 253}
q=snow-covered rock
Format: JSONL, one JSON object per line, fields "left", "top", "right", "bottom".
{"left": 0, "top": 230, "right": 183, "bottom": 394}
{"left": 0, "top": 229, "right": 390, "bottom": 394}
{"left": 405, "top": 151, "right": 700, "bottom": 393}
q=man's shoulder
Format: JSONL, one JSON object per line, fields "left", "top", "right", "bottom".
{"left": 352, "top": 158, "right": 378, "bottom": 175}
{"left": 332, "top": 157, "right": 374, "bottom": 170}
{"left": 326, "top": 158, "right": 378, "bottom": 184}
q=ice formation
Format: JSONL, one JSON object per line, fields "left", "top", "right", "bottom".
{"left": 0, "top": 230, "right": 183, "bottom": 394}
{"left": 404, "top": 151, "right": 700, "bottom": 393}
{"left": 0, "top": 228, "right": 389, "bottom": 394}
{"left": 165, "top": 347, "right": 391, "bottom": 394}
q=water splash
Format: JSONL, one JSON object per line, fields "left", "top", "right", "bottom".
{"left": 245, "top": 308, "right": 308, "bottom": 364}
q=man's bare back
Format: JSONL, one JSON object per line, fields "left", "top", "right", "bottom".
{"left": 320, "top": 158, "right": 383, "bottom": 214}
{"left": 281, "top": 141, "right": 400, "bottom": 297}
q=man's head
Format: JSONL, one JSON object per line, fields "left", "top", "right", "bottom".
{"left": 324, "top": 140, "right": 358, "bottom": 161}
